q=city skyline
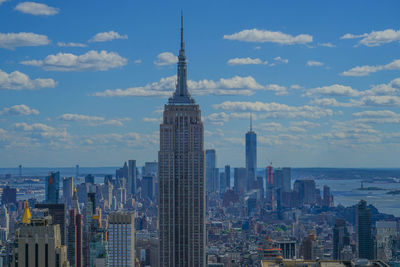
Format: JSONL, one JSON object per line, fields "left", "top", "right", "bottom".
{"left": 1, "top": 1, "right": 400, "bottom": 168}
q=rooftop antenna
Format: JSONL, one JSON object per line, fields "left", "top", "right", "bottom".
{"left": 250, "top": 113, "right": 253, "bottom": 131}
{"left": 180, "top": 10, "right": 184, "bottom": 50}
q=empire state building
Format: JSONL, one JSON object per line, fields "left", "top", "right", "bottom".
{"left": 158, "top": 15, "right": 205, "bottom": 267}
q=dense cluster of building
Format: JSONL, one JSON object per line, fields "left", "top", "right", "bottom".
{"left": 0, "top": 16, "right": 399, "bottom": 267}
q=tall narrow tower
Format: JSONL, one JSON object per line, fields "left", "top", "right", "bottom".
{"left": 158, "top": 14, "right": 205, "bottom": 267}
{"left": 245, "top": 114, "right": 257, "bottom": 191}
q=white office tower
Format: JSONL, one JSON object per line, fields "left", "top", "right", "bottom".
{"left": 108, "top": 212, "right": 135, "bottom": 267}
{"left": 158, "top": 15, "right": 205, "bottom": 267}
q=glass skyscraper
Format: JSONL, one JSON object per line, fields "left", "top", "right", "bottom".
{"left": 245, "top": 117, "right": 257, "bottom": 191}
{"left": 45, "top": 171, "right": 60, "bottom": 204}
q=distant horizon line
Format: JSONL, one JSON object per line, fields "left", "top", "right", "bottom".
{"left": 0, "top": 166, "right": 399, "bottom": 170}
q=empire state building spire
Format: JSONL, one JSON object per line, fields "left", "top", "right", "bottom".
{"left": 169, "top": 13, "right": 195, "bottom": 104}
{"left": 159, "top": 13, "right": 205, "bottom": 266}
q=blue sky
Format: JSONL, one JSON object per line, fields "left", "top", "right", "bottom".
{"left": 1, "top": 0, "right": 400, "bottom": 168}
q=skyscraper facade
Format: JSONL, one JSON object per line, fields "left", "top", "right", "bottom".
{"left": 158, "top": 15, "right": 205, "bottom": 267}
{"left": 46, "top": 171, "right": 60, "bottom": 204}
{"left": 333, "top": 218, "right": 349, "bottom": 260}
{"left": 35, "top": 203, "right": 66, "bottom": 245}
{"left": 376, "top": 220, "right": 397, "bottom": 262}
{"left": 67, "top": 209, "right": 83, "bottom": 267}
{"left": 63, "top": 177, "right": 74, "bottom": 208}
{"left": 225, "top": 165, "right": 231, "bottom": 190}
{"left": 206, "top": 149, "right": 218, "bottom": 193}
{"left": 128, "top": 160, "right": 137, "bottom": 196}
{"left": 282, "top": 167, "right": 291, "bottom": 192}
{"left": 245, "top": 117, "right": 257, "bottom": 191}
{"left": 108, "top": 212, "right": 135, "bottom": 267}
{"left": 2, "top": 186, "right": 17, "bottom": 205}
{"left": 356, "top": 200, "right": 374, "bottom": 259}
{"left": 12, "top": 207, "right": 69, "bottom": 267}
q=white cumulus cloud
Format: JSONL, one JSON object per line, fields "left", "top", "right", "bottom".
{"left": 307, "top": 60, "right": 324, "bottom": 67}
{"left": 21, "top": 50, "right": 127, "bottom": 71}
{"left": 0, "top": 69, "right": 56, "bottom": 90}
{"left": 352, "top": 110, "right": 400, "bottom": 124}
{"left": 89, "top": 31, "right": 128, "bottom": 42}
{"left": 57, "top": 42, "right": 87, "bottom": 47}
{"left": 154, "top": 52, "right": 178, "bottom": 66}
{"left": 93, "top": 75, "right": 288, "bottom": 97}
{"left": 223, "top": 29, "right": 313, "bottom": 45}
{"left": 304, "top": 84, "right": 361, "bottom": 97}
{"left": 0, "top": 32, "right": 50, "bottom": 49}
{"left": 0, "top": 104, "right": 39, "bottom": 115}
{"left": 227, "top": 57, "right": 266, "bottom": 65}
{"left": 319, "top": 42, "right": 336, "bottom": 48}
{"left": 15, "top": 2, "right": 59, "bottom": 16}
{"left": 341, "top": 59, "right": 400, "bottom": 77}
{"left": 273, "top": 56, "right": 289, "bottom": 64}
{"left": 341, "top": 29, "right": 400, "bottom": 47}
{"left": 58, "top": 113, "right": 128, "bottom": 126}
{"left": 359, "top": 95, "right": 400, "bottom": 107}
{"left": 213, "top": 101, "right": 333, "bottom": 119}
{"left": 13, "top": 122, "right": 69, "bottom": 142}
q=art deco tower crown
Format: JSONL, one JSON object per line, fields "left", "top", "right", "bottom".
{"left": 168, "top": 13, "right": 195, "bottom": 104}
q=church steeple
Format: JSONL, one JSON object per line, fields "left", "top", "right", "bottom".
{"left": 168, "top": 12, "right": 195, "bottom": 104}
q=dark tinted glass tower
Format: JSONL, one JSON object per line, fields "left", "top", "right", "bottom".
{"left": 45, "top": 171, "right": 60, "bottom": 204}
{"left": 333, "top": 218, "right": 350, "bottom": 260}
{"left": 357, "top": 200, "right": 374, "bottom": 259}
{"left": 245, "top": 116, "right": 257, "bottom": 191}
{"left": 158, "top": 15, "right": 205, "bottom": 267}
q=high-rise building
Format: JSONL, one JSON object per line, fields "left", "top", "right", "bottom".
{"left": 225, "top": 165, "right": 231, "bottom": 190}
{"left": 206, "top": 149, "right": 218, "bottom": 193}
{"left": 273, "top": 168, "right": 283, "bottom": 189}
{"left": 63, "top": 177, "right": 74, "bottom": 208}
{"left": 333, "top": 218, "right": 350, "bottom": 260}
{"left": 83, "top": 193, "right": 96, "bottom": 267}
{"left": 142, "top": 176, "right": 154, "bottom": 200}
{"left": 76, "top": 164, "right": 79, "bottom": 179}
{"left": 323, "top": 185, "right": 333, "bottom": 208}
{"left": 67, "top": 209, "right": 83, "bottom": 267}
{"left": 89, "top": 215, "right": 108, "bottom": 267}
{"left": 294, "top": 179, "right": 316, "bottom": 205}
{"left": 116, "top": 162, "right": 128, "bottom": 181}
{"left": 376, "top": 220, "right": 397, "bottom": 262}
{"left": 245, "top": 115, "right": 257, "bottom": 191}
{"left": 12, "top": 202, "right": 70, "bottom": 267}
{"left": 2, "top": 186, "right": 17, "bottom": 205}
{"left": 108, "top": 212, "right": 135, "bottom": 267}
{"left": 85, "top": 174, "right": 95, "bottom": 184}
{"left": 282, "top": 167, "right": 291, "bottom": 192}
{"left": 128, "top": 160, "right": 137, "bottom": 196}
{"left": 46, "top": 171, "right": 60, "bottom": 204}
{"left": 233, "top": 167, "right": 247, "bottom": 194}
{"left": 356, "top": 200, "right": 374, "bottom": 259}
{"left": 219, "top": 172, "right": 226, "bottom": 193}
{"left": 0, "top": 205, "right": 9, "bottom": 241}
{"left": 158, "top": 15, "right": 205, "bottom": 266}
{"left": 35, "top": 203, "right": 66, "bottom": 245}
{"left": 266, "top": 165, "right": 274, "bottom": 204}
{"left": 143, "top": 162, "right": 158, "bottom": 177}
